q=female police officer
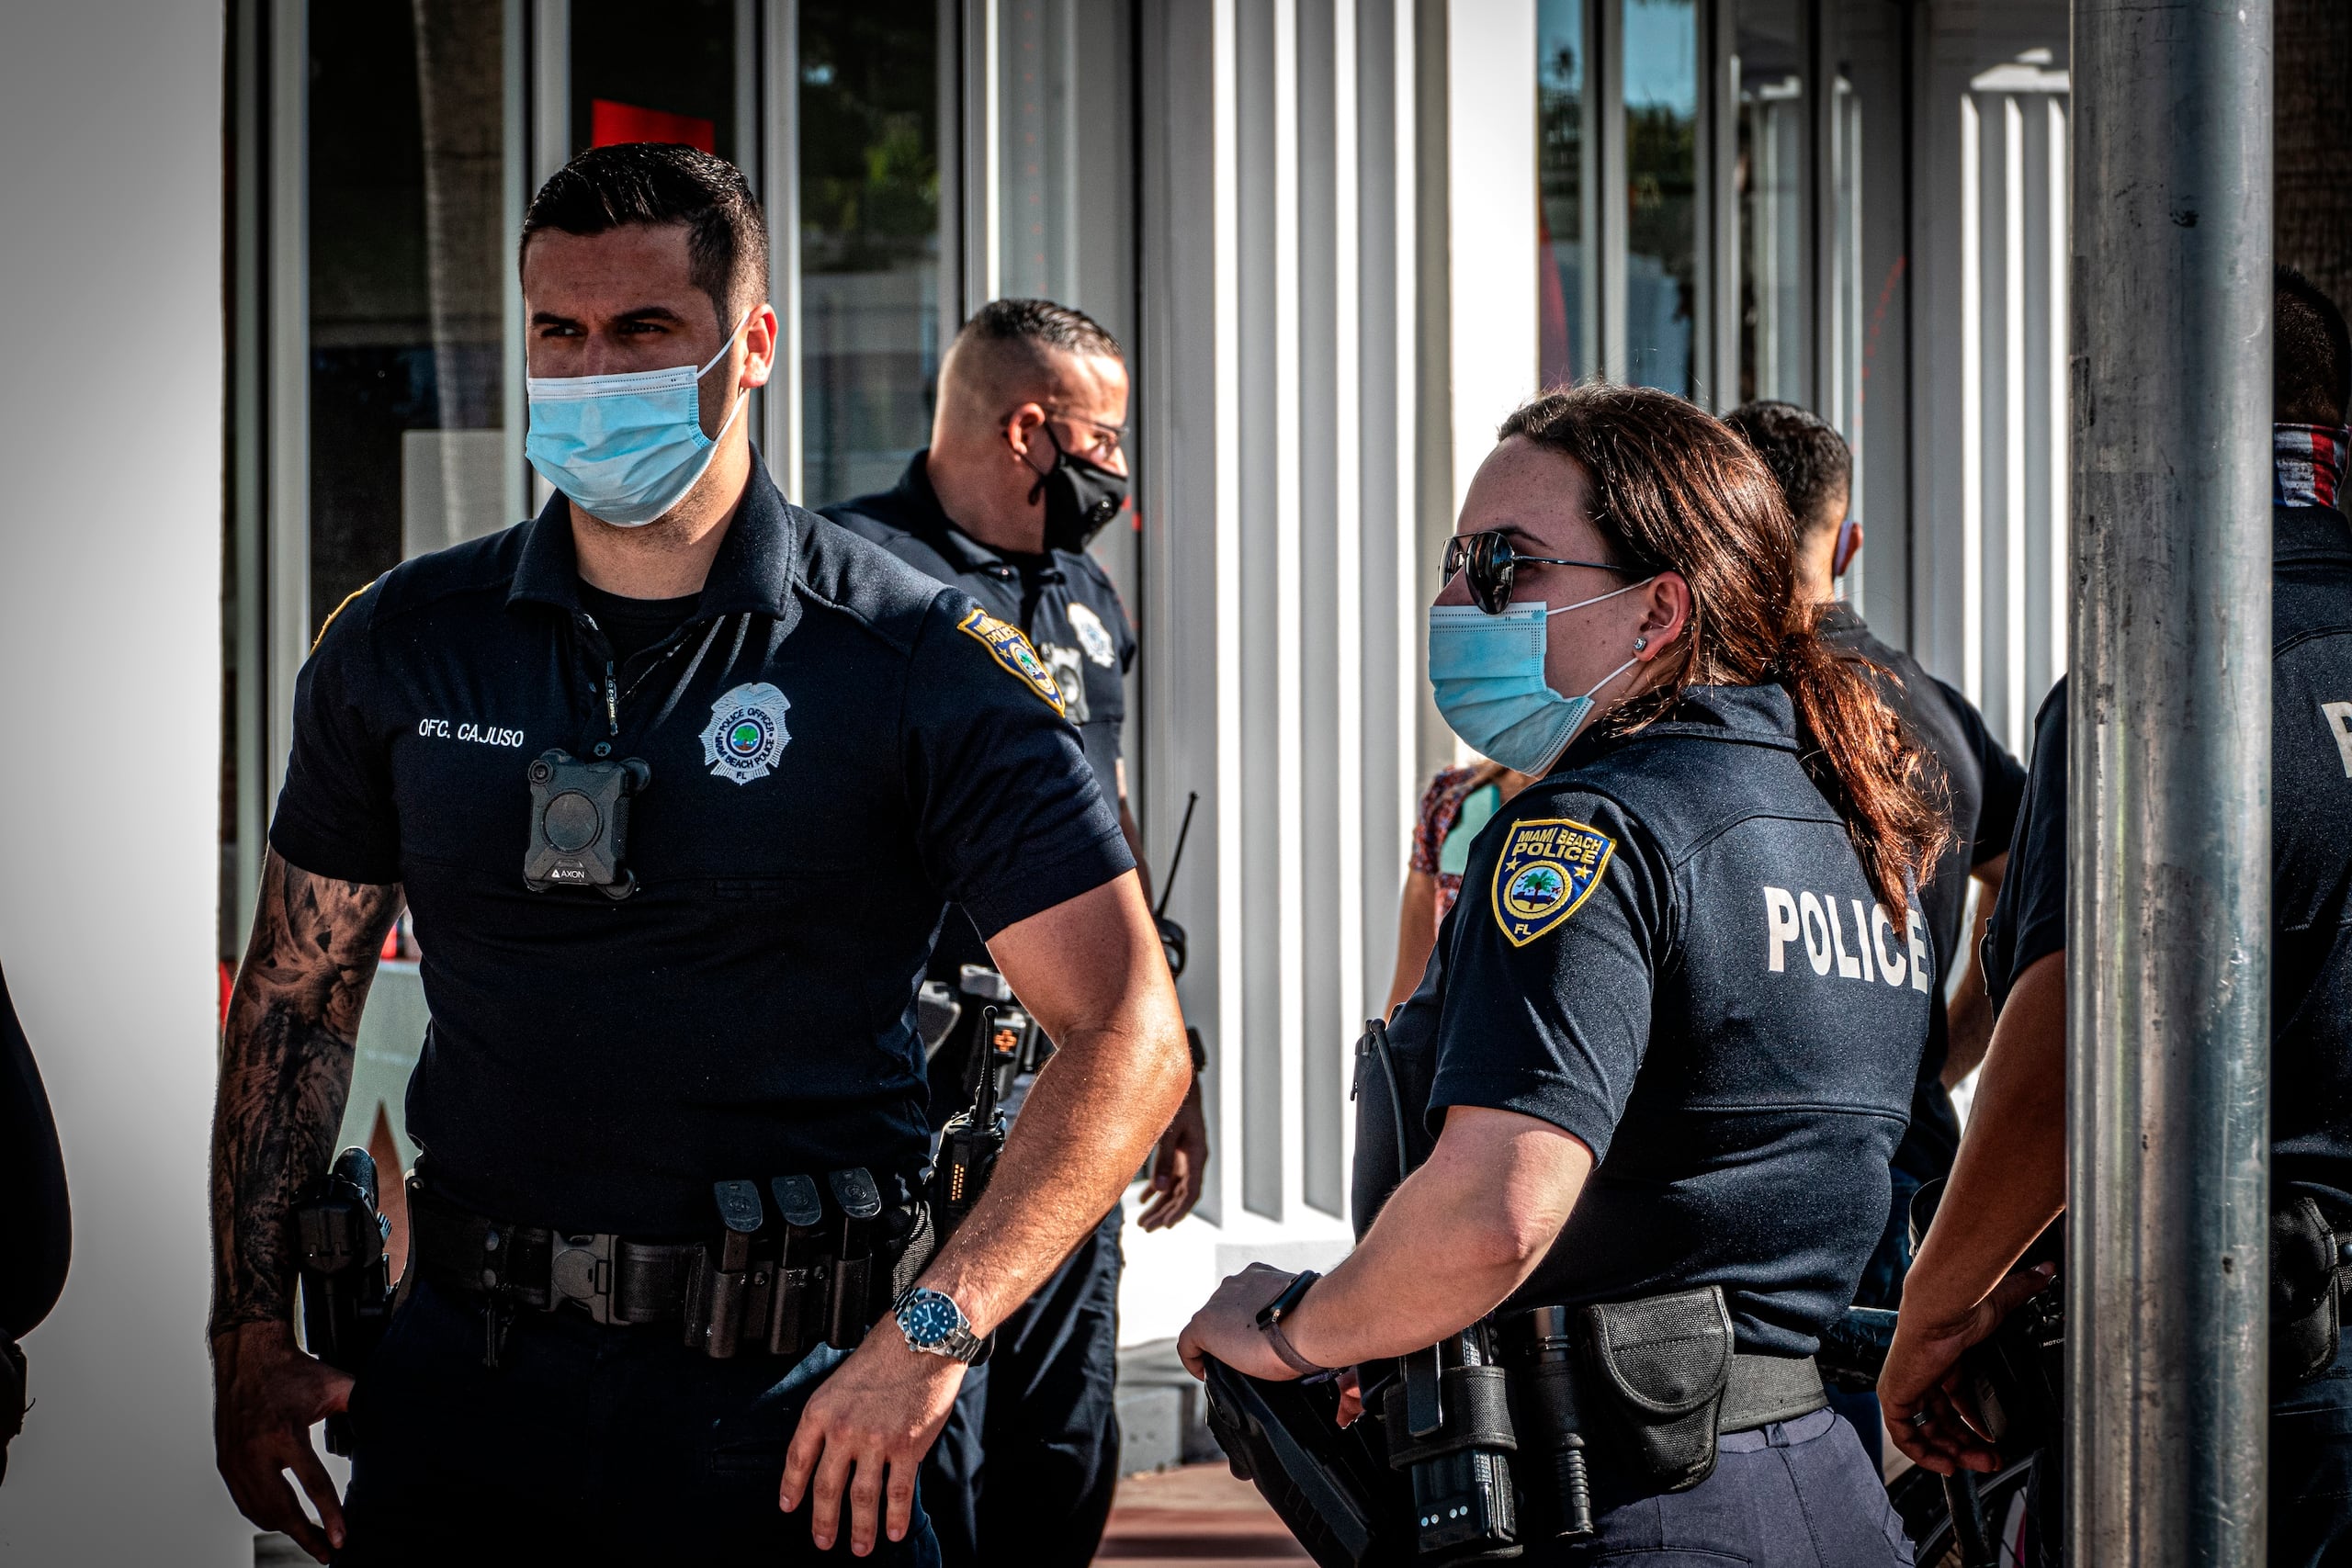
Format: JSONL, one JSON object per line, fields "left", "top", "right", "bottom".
{"left": 1181, "top": 385, "right": 1944, "bottom": 1565}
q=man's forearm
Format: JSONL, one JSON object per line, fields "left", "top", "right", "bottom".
{"left": 1940, "top": 856, "right": 2007, "bottom": 1086}
{"left": 209, "top": 852, "right": 401, "bottom": 1338}
{"left": 925, "top": 872, "right": 1188, "bottom": 1331}
{"left": 920, "top": 1010, "right": 1186, "bottom": 1332}
{"left": 1905, "top": 949, "right": 2067, "bottom": 1324}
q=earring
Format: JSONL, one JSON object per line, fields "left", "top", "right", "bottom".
{"left": 1634, "top": 636, "right": 1648, "bottom": 652}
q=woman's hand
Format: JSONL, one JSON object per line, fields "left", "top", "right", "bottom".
{"left": 1177, "top": 1263, "right": 1304, "bottom": 1382}
{"left": 1879, "top": 1262, "right": 2055, "bottom": 1474}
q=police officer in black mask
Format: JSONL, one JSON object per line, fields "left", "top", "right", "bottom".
{"left": 1883, "top": 269, "right": 2352, "bottom": 1568}
{"left": 825, "top": 299, "right": 1209, "bottom": 1568}
{"left": 1181, "top": 386, "right": 1943, "bottom": 1564}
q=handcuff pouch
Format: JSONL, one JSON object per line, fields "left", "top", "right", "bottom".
{"left": 1579, "top": 1286, "right": 1734, "bottom": 1493}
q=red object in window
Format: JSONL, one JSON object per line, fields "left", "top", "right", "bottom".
{"left": 591, "top": 99, "right": 717, "bottom": 153}
{"left": 381, "top": 926, "right": 401, "bottom": 963}
{"left": 220, "top": 960, "right": 234, "bottom": 1027}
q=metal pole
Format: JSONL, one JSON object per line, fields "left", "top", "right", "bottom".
{"left": 2069, "top": 0, "right": 2272, "bottom": 1562}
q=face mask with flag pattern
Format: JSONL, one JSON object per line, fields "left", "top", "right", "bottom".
{"left": 2276, "top": 423, "right": 2350, "bottom": 512}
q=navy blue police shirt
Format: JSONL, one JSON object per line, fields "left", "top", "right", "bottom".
{"left": 1984, "top": 502, "right": 2352, "bottom": 1216}
{"left": 267, "top": 462, "right": 1133, "bottom": 1236}
{"left": 822, "top": 454, "right": 1135, "bottom": 793}
{"left": 1820, "top": 604, "right": 2025, "bottom": 1179}
{"left": 1389, "top": 684, "right": 1933, "bottom": 1356}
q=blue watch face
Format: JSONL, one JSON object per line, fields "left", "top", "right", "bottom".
{"left": 899, "top": 1291, "right": 962, "bottom": 1346}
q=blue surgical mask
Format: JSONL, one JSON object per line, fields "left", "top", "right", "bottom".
{"left": 1428, "top": 581, "right": 1648, "bottom": 776}
{"left": 525, "top": 310, "right": 752, "bottom": 526}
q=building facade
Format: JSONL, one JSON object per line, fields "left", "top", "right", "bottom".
{"left": 220, "top": 0, "right": 2075, "bottom": 1347}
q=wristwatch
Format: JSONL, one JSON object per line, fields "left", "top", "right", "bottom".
{"left": 893, "top": 1286, "right": 985, "bottom": 1364}
{"left": 1254, "top": 1269, "right": 1327, "bottom": 1376}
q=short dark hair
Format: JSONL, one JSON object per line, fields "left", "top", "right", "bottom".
{"left": 1721, "top": 400, "right": 1852, "bottom": 537}
{"left": 2278, "top": 265, "right": 2350, "bottom": 426}
{"left": 520, "top": 143, "right": 769, "bottom": 330}
{"left": 952, "top": 298, "right": 1124, "bottom": 365}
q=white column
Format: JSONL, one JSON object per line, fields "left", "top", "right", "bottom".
{"left": 0, "top": 1, "right": 243, "bottom": 1559}
{"left": 1446, "top": 0, "right": 1539, "bottom": 509}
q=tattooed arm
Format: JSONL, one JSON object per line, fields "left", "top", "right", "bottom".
{"left": 209, "top": 850, "right": 401, "bottom": 1562}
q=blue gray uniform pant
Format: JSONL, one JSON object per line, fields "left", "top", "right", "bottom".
{"left": 333, "top": 1277, "right": 940, "bottom": 1566}
{"left": 920, "top": 1206, "right": 1123, "bottom": 1567}
{"left": 2275, "top": 1334, "right": 2352, "bottom": 1568}
{"left": 1527, "top": 1407, "right": 1913, "bottom": 1566}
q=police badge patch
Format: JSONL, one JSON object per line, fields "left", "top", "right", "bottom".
{"left": 699, "top": 682, "right": 792, "bottom": 784}
{"left": 1067, "top": 601, "right": 1117, "bottom": 667}
{"left": 1491, "top": 817, "right": 1615, "bottom": 947}
{"left": 957, "top": 605, "right": 1067, "bottom": 716}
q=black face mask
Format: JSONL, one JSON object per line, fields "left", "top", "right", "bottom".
{"left": 1026, "top": 423, "right": 1128, "bottom": 553}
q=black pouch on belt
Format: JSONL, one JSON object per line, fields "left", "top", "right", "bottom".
{"left": 1579, "top": 1285, "right": 1735, "bottom": 1493}
{"left": 2274, "top": 1195, "right": 2345, "bottom": 1390}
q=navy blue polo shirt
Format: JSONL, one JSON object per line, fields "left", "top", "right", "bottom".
{"left": 1984, "top": 502, "right": 2352, "bottom": 1215}
{"left": 1389, "top": 684, "right": 1932, "bottom": 1356}
{"left": 1820, "top": 604, "right": 2025, "bottom": 1179}
{"left": 267, "top": 462, "right": 1132, "bottom": 1235}
{"left": 820, "top": 454, "right": 1136, "bottom": 795}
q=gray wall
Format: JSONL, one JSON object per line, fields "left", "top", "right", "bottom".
{"left": 0, "top": 2, "right": 244, "bottom": 1562}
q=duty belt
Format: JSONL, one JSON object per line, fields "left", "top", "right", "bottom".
{"left": 410, "top": 1183, "right": 703, "bottom": 1325}
{"left": 408, "top": 1172, "right": 935, "bottom": 1369}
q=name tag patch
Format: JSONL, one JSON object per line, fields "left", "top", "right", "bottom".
{"left": 957, "top": 606, "right": 1066, "bottom": 716}
{"left": 1491, "top": 818, "right": 1615, "bottom": 946}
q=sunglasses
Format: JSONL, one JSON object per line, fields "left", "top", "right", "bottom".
{"left": 1442, "top": 529, "right": 1631, "bottom": 615}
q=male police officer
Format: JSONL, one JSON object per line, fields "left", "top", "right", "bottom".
{"left": 1882, "top": 266, "right": 2352, "bottom": 1568}
{"left": 1722, "top": 407, "right": 2024, "bottom": 1316}
{"left": 824, "top": 299, "right": 1209, "bottom": 1568}
{"left": 209, "top": 144, "right": 1189, "bottom": 1565}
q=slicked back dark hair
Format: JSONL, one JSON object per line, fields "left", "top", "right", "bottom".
{"left": 521, "top": 143, "right": 769, "bottom": 330}
{"left": 1722, "top": 400, "right": 1852, "bottom": 539}
{"left": 953, "top": 298, "right": 1124, "bottom": 364}
{"left": 2278, "top": 265, "right": 2350, "bottom": 426}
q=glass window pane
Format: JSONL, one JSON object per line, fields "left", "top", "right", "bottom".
{"left": 1736, "top": 0, "right": 1807, "bottom": 405}
{"left": 994, "top": 0, "right": 1135, "bottom": 326}
{"left": 1538, "top": 0, "right": 1589, "bottom": 387}
{"left": 1830, "top": 70, "right": 1865, "bottom": 608}
{"left": 308, "top": 0, "right": 508, "bottom": 627}
{"left": 998, "top": 0, "right": 1075, "bottom": 301}
{"left": 1623, "top": 0, "right": 1698, "bottom": 396}
{"left": 797, "top": 4, "right": 943, "bottom": 509}
{"left": 571, "top": 0, "right": 743, "bottom": 167}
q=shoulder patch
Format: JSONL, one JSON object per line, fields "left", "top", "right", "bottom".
{"left": 311, "top": 579, "right": 377, "bottom": 653}
{"left": 1491, "top": 817, "right": 1616, "bottom": 947}
{"left": 956, "top": 605, "right": 1067, "bottom": 716}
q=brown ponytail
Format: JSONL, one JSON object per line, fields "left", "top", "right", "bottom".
{"left": 1496, "top": 384, "right": 1949, "bottom": 909}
